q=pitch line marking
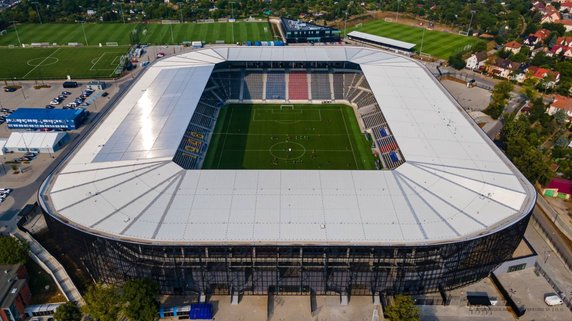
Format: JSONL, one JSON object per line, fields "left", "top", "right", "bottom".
{"left": 339, "top": 109, "right": 359, "bottom": 169}
{"left": 23, "top": 47, "right": 61, "bottom": 79}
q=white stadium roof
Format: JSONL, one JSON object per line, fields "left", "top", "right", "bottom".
{"left": 42, "top": 46, "right": 535, "bottom": 246}
{"left": 347, "top": 31, "right": 416, "bottom": 50}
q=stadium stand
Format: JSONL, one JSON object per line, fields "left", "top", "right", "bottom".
{"left": 311, "top": 72, "right": 332, "bottom": 100}
{"left": 266, "top": 72, "right": 286, "bottom": 100}
{"left": 332, "top": 73, "right": 344, "bottom": 100}
{"left": 176, "top": 66, "right": 405, "bottom": 170}
{"left": 288, "top": 71, "right": 309, "bottom": 100}
{"left": 243, "top": 71, "right": 264, "bottom": 100}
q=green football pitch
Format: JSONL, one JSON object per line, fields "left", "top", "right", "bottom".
{"left": 0, "top": 22, "right": 274, "bottom": 47}
{"left": 202, "top": 104, "right": 376, "bottom": 170}
{"left": 348, "top": 20, "right": 483, "bottom": 59}
{"left": 0, "top": 47, "right": 129, "bottom": 80}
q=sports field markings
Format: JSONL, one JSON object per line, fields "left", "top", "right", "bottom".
{"left": 339, "top": 109, "right": 359, "bottom": 169}
{"left": 269, "top": 142, "right": 307, "bottom": 160}
{"left": 27, "top": 57, "right": 59, "bottom": 67}
{"left": 22, "top": 47, "right": 61, "bottom": 79}
{"left": 252, "top": 109, "right": 322, "bottom": 123}
{"left": 90, "top": 52, "right": 121, "bottom": 71}
{"left": 216, "top": 107, "right": 234, "bottom": 168}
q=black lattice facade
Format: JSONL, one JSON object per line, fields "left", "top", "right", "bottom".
{"left": 42, "top": 210, "right": 531, "bottom": 296}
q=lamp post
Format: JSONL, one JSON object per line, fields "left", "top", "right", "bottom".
{"left": 396, "top": 0, "right": 401, "bottom": 22}
{"left": 467, "top": 10, "right": 476, "bottom": 36}
{"left": 11, "top": 21, "right": 21, "bottom": 47}
{"left": 344, "top": 1, "right": 353, "bottom": 37}
{"left": 178, "top": 2, "right": 184, "bottom": 23}
{"left": 169, "top": 23, "right": 174, "bottom": 44}
{"left": 80, "top": 21, "right": 89, "bottom": 46}
{"left": 420, "top": 27, "right": 426, "bottom": 55}
{"left": 230, "top": 2, "right": 235, "bottom": 44}
{"left": 31, "top": 2, "right": 42, "bottom": 24}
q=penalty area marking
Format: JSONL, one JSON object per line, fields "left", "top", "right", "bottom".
{"left": 90, "top": 52, "right": 122, "bottom": 71}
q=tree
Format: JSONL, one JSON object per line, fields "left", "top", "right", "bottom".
{"left": 385, "top": 295, "right": 420, "bottom": 321}
{"left": 121, "top": 279, "right": 159, "bottom": 321}
{"left": 53, "top": 302, "right": 82, "bottom": 321}
{"left": 82, "top": 284, "right": 121, "bottom": 321}
{"left": 0, "top": 236, "right": 28, "bottom": 264}
{"left": 448, "top": 52, "right": 466, "bottom": 70}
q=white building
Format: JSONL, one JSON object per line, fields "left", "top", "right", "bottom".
{"left": 465, "top": 51, "right": 488, "bottom": 70}
{"left": 4, "top": 132, "right": 69, "bottom": 154}
{"left": 0, "top": 138, "right": 6, "bottom": 155}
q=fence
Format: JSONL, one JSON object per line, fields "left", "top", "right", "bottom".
{"left": 530, "top": 214, "right": 572, "bottom": 271}
{"left": 535, "top": 262, "right": 572, "bottom": 312}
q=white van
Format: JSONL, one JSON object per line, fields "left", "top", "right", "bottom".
{"left": 545, "top": 294, "right": 563, "bottom": 306}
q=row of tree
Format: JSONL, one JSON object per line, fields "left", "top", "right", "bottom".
{"left": 0, "top": 0, "right": 533, "bottom": 40}
{"left": 53, "top": 279, "right": 159, "bottom": 321}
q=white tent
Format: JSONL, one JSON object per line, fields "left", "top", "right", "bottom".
{"left": 4, "top": 132, "right": 69, "bottom": 154}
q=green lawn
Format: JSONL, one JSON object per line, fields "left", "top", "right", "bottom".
{"left": 0, "top": 46, "right": 129, "bottom": 80}
{"left": 348, "top": 20, "right": 483, "bottom": 59}
{"left": 0, "top": 22, "right": 274, "bottom": 46}
{"left": 203, "top": 104, "right": 376, "bottom": 170}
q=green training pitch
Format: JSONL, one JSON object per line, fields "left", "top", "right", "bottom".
{"left": 0, "top": 47, "right": 129, "bottom": 80}
{"left": 348, "top": 20, "right": 483, "bottom": 59}
{"left": 0, "top": 22, "right": 274, "bottom": 47}
{"left": 202, "top": 104, "right": 376, "bottom": 170}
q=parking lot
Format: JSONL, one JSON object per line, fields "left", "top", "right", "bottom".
{"left": 495, "top": 268, "right": 572, "bottom": 321}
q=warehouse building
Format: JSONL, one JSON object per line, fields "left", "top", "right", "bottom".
{"left": 280, "top": 17, "right": 340, "bottom": 43}
{"left": 4, "top": 132, "right": 69, "bottom": 154}
{"left": 6, "top": 108, "right": 86, "bottom": 131}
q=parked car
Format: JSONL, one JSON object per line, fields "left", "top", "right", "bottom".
{"left": 101, "top": 92, "right": 109, "bottom": 97}
{"left": 545, "top": 294, "right": 563, "bottom": 306}
{"left": 3, "top": 87, "right": 17, "bottom": 92}
{"left": 45, "top": 105, "right": 55, "bottom": 109}
{"left": 61, "top": 91, "right": 72, "bottom": 95}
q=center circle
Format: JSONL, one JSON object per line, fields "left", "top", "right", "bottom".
{"left": 27, "top": 57, "right": 59, "bottom": 66}
{"left": 270, "top": 141, "right": 306, "bottom": 160}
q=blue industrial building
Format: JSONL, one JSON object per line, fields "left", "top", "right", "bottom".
{"left": 6, "top": 108, "right": 87, "bottom": 130}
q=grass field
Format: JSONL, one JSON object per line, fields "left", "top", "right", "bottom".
{"left": 348, "top": 20, "right": 483, "bottom": 59}
{"left": 202, "top": 104, "right": 376, "bottom": 170}
{"left": 0, "top": 46, "right": 129, "bottom": 80}
{"left": 0, "top": 22, "right": 274, "bottom": 46}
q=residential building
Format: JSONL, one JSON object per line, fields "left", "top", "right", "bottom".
{"left": 465, "top": 51, "right": 488, "bottom": 70}
{"left": 533, "top": 28, "right": 551, "bottom": 42}
{"left": 527, "top": 66, "right": 560, "bottom": 86}
{"left": 543, "top": 177, "right": 572, "bottom": 199}
{"left": 524, "top": 35, "right": 539, "bottom": 47}
{"left": 547, "top": 94, "right": 572, "bottom": 120}
{"left": 549, "top": 44, "right": 572, "bottom": 58}
{"left": 540, "top": 4, "right": 561, "bottom": 23}
{"left": 504, "top": 41, "right": 522, "bottom": 54}
{"left": 486, "top": 57, "right": 521, "bottom": 79}
{"left": 0, "top": 264, "right": 32, "bottom": 321}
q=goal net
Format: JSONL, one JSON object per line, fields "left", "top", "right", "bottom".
{"left": 280, "top": 104, "right": 294, "bottom": 110}
{"left": 106, "top": 42, "right": 119, "bottom": 47}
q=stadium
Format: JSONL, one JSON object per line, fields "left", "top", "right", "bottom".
{"left": 39, "top": 46, "right": 536, "bottom": 298}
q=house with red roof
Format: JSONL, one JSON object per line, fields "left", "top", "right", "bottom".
{"left": 543, "top": 178, "right": 572, "bottom": 199}
{"left": 547, "top": 94, "right": 572, "bottom": 120}
{"left": 527, "top": 66, "right": 560, "bottom": 86}
{"left": 540, "top": 4, "right": 561, "bottom": 23}
{"left": 560, "top": 19, "right": 572, "bottom": 32}
{"left": 504, "top": 41, "right": 522, "bottom": 54}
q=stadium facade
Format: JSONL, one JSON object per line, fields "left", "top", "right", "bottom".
{"left": 39, "top": 46, "right": 535, "bottom": 297}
